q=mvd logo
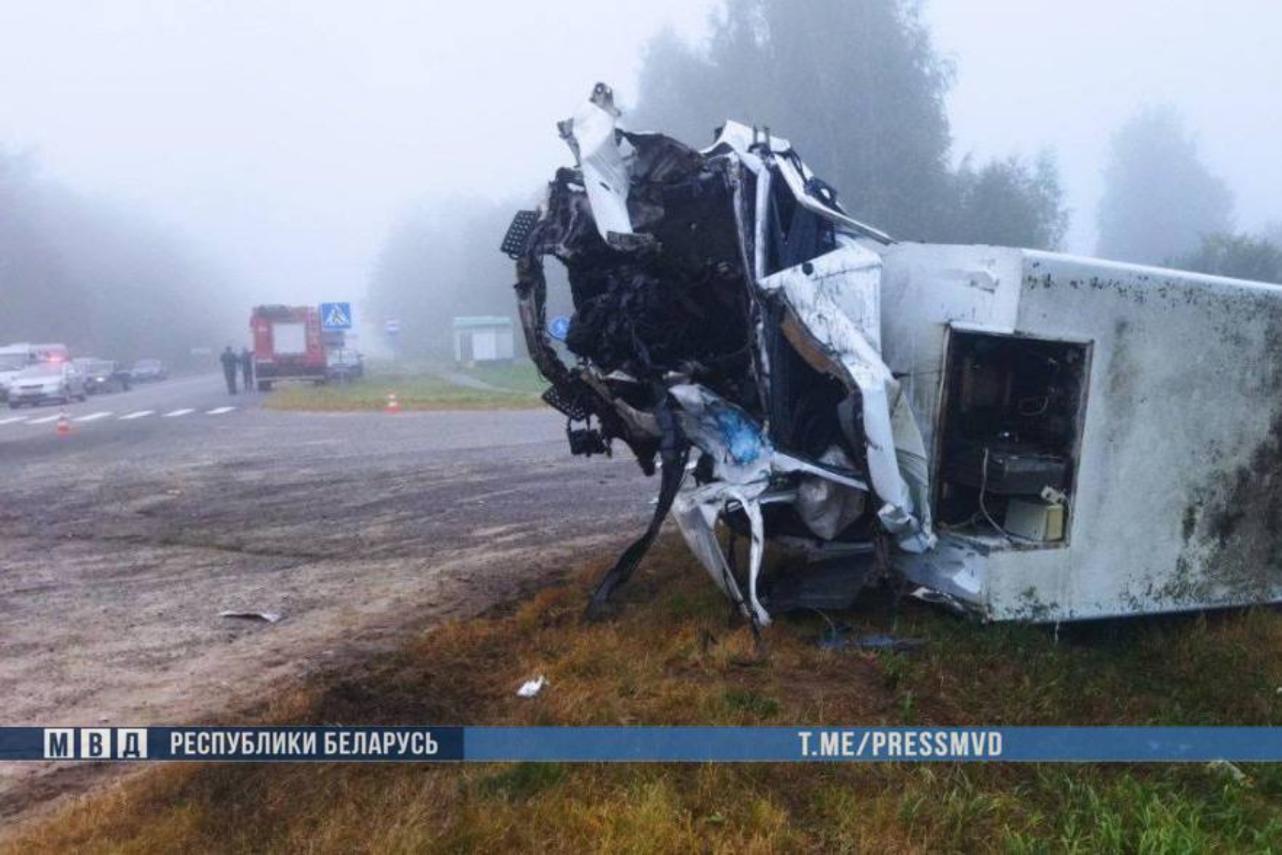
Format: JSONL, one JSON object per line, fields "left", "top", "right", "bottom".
{"left": 43, "top": 728, "right": 148, "bottom": 760}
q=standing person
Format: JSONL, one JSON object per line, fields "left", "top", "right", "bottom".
{"left": 240, "top": 346, "right": 254, "bottom": 391}
{"left": 219, "top": 346, "right": 238, "bottom": 394}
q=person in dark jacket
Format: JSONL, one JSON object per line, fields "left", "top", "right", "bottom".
{"left": 240, "top": 347, "right": 254, "bottom": 391}
{"left": 220, "top": 346, "right": 238, "bottom": 394}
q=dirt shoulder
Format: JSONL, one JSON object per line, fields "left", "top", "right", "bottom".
{"left": 0, "top": 405, "right": 655, "bottom": 834}
{"left": 8, "top": 536, "right": 1282, "bottom": 852}
{"left": 0, "top": 532, "right": 613, "bottom": 835}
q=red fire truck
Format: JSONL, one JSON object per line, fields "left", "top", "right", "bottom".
{"left": 250, "top": 305, "right": 327, "bottom": 390}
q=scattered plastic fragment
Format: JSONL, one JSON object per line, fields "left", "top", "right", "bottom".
{"left": 219, "top": 610, "right": 283, "bottom": 624}
{"left": 516, "top": 675, "right": 548, "bottom": 698}
{"left": 817, "top": 625, "right": 924, "bottom": 653}
{"left": 1206, "top": 759, "right": 1248, "bottom": 784}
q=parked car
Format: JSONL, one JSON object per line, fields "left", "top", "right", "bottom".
{"left": 130, "top": 358, "right": 168, "bottom": 382}
{"left": 8, "top": 362, "right": 87, "bottom": 407}
{"left": 0, "top": 342, "right": 70, "bottom": 400}
{"left": 325, "top": 347, "right": 364, "bottom": 382}
{"left": 74, "top": 358, "right": 132, "bottom": 394}
{"left": 0, "top": 349, "right": 30, "bottom": 401}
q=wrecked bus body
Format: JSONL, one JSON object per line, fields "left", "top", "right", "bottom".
{"left": 504, "top": 84, "right": 1282, "bottom": 626}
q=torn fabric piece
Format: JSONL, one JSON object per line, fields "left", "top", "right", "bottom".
{"left": 793, "top": 447, "right": 867, "bottom": 540}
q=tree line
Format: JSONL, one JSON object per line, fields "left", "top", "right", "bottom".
{"left": 1098, "top": 104, "right": 1282, "bottom": 282}
{"left": 0, "top": 149, "right": 244, "bottom": 365}
{"left": 369, "top": 0, "right": 1280, "bottom": 357}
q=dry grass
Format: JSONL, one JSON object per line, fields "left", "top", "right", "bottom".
{"left": 11, "top": 536, "right": 1282, "bottom": 852}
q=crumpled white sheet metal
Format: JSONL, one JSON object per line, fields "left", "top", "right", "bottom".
{"left": 758, "top": 246, "right": 935, "bottom": 554}
{"left": 561, "top": 98, "right": 633, "bottom": 240}
{"left": 709, "top": 120, "right": 893, "bottom": 244}
{"left": 557, "top": 94, "right": 936, "bottom": 625}
{"left": 668, "top": 383, "right": 883, "bottom": 627}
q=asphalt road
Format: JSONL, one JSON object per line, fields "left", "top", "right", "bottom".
{"left": 1, "top": 371, "right": 244, "bottom": 438}
{"left": 0, "top": 373, "right": 654, "bottom": 823}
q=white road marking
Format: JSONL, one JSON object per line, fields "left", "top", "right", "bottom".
{"left": 5, "top": 406, "right": 240, "bottom": 426}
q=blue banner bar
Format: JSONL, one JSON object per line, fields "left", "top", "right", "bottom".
{"left": 4, "top": 726, "right": 1282, "bottom": 762}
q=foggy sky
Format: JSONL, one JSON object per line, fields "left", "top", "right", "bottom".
{"left": 1, "top": 1, "right": 1279, "bottom": 304}
{"left": 931, "top": 0, "right": 1282, "bottom": 252}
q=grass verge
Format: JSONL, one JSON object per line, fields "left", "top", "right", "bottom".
{"left": 263, "top": 362, "right": 546, "bottom": 412}
{"left": 11, "top": 536, "right": 1282, "bottom": 852}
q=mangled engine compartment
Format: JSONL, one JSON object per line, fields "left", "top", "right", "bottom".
{"left": 504, "top": 85, "right": 935, "bottom": 630}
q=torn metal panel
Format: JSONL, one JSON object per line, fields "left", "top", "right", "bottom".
{"left": 505, "top": 83, "right": 925, "bottom": 630}
{"left": 757, "top": 247, "right": 933, "bottom": 554}
{"left": 558, "top": 83, "right": 632, "bottom": 241}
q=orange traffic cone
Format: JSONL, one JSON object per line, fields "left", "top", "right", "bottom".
{"left": 385, "top": 392, "right": 401, "bottom": 414}
{"left": 56, "top": 411, "right": 71, "bottom": 437}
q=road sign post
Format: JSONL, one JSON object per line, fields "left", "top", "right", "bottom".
{"left": 385, "top": 319, "right": 400, "bottom": 361}
{"left": 548, "top": 315, "right": 570, "bottom": 341}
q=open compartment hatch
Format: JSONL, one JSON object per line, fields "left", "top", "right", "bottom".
{"left": 934, "top": 329, "right": 1090, "bottom": 545}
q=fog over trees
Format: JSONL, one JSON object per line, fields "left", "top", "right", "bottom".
{"left": 0, "top": 149, "right": 243, "bottom": 364}
{"left": 369, "top": 0, "right": 1071, "bottom": 356}
{"left": 632, "top": 0, "right": 1068, "bottom": 248}
{"left": 1178, "top": 232, "right": 1282, "bottom": 284}
{"left": 1094, "top": 104, "right": 1282, "bottom": 282}
{"left": 1096, "top": 105, "right": 1235, "bottom": 266}
{"left": 367, "top": 200, "right": 523, "bottom": 355}
{"left": 5, "top": 1, "right": 1281, "bottom": 363}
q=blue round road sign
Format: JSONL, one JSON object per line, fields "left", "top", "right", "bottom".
{"left": 548, "top": 315, "right": 570, "bottom": 341}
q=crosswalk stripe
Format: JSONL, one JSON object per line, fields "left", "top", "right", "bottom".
{"left": 3, "top": 406, "right": 240, "bottom": 426}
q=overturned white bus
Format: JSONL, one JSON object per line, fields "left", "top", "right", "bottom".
{"left": 503, "top": 84, "right": 1282, "bottom": 626}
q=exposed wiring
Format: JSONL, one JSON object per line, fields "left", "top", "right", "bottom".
{"left": 809, "top": 607, "right": 839, "bottom": 646}
{"left": 978, "top": 447, "right": 1008, "bottom": 540}
{"left": 1017, "top": 395, "right": 1050, "bottom": 417}
{"left": 979, "top": 447, "right": 1038, "bottom": 545}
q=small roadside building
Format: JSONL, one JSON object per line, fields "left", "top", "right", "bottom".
{"left": 452, "top": 316, "right": 515, "bottom": 364}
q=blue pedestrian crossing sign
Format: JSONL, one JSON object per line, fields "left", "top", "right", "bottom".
{"left": 548, "top": 315, "right": 570, "bottom": 341}
{"left": 320, "top": 302, "right": 352, "bottom": 331}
